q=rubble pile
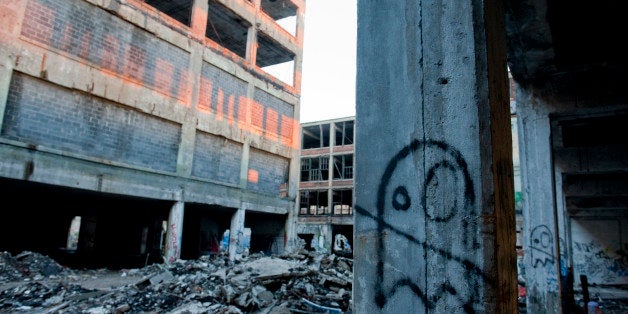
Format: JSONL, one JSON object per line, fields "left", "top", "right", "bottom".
{"left": 0, "top": 250, "right": 353, "bottom": 313}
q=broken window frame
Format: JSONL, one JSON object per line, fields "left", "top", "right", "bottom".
{"left": 299, "top": 190, "right": 329, "bottom": 215}
{"left": 332, "top": 189, "right": 353, "bottom": 216}
{"left": 300, "top": 156, "right": 329, "bottom": 182}
{"left": 301, "top": 124, "right": 331, "bottom": 149}
{"left": 333, "top": 154, "right": 353, "bottom": 180}
{"left": 333, "top": 120, "right": 354, "bottom": 146}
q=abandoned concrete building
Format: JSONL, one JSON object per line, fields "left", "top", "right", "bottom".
{"left": 297, "top": 116, "right": 355, "bottom": 255}
{"left": 1, "top": 0, "right": 627, "bottom": 312}
{"left": 354, "top": 0, "right": 627, "bottom": 313}
{"left": 0, "top": 0, "right": 305, "bottom": 268}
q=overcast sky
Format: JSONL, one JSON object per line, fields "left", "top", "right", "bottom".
{"left": 298, "top": 0, "right": 357, "bottom": 123}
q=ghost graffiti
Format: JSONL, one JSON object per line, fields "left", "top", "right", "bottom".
{"left": 530, "top": 225, "right": 555, "bottom": 267}
{"left": 355, "top": 139, "right": 492, "bottom": 313}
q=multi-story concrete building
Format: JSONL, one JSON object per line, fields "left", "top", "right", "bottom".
{"left": 297, "top": 117, "right": 354, "bottom": 255}
{"left": 0, "top": 0, "right": 305, "bottom": 268}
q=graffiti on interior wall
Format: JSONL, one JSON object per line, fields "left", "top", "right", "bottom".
{"left": 355, "top": 139, "right": 491, "bottom": 313}
{"left": 573, "top": 240, "right": 628, "bottom": 284}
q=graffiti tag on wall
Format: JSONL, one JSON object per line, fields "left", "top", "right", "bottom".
{"left": 355, "top": 140, "right": 493, "bottom": 313}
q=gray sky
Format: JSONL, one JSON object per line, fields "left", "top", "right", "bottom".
{"left": 299, "top": 0, "right": 357, "bottom": 123}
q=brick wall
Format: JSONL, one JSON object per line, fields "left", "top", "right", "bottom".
{"left": 253, "top": 88, "right": 294, "bottom": 144}
{"left": 20, "top": 0, "right": 190, "bottom": 100}
{"left": 247, "top": 147, "right": 289, "bottom": 196}
{"left": 3, "top": 73, "right": 181, "bottom": 172}
{"left": 198, "top": 62, "right": 248, "bottom": 122}
{"left": 192, "top": 131, "right": 242, "bottom": 185}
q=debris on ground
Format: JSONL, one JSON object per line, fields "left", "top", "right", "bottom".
{"left": 0, "top": 250, "right": 353, "bottom": 313}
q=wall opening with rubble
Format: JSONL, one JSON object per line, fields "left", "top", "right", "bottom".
{"left": 244, "top": 212, "right": 287, "bottom": 255}
{"left": 180, "top": 204, "right": 235, "bottom": 260}
{"left": 0, "top": 177, "right": 172, "bottom": 269}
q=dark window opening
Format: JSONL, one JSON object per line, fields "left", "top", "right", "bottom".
{"left": 260, "top": 0, "right": 298, "bottom": 36}
{"left": 334, "top": 120, "right": 354, "bottom": 146}
{"left": 245, "top": 212, "right": 287, "bottom": 255}
{"left": 299, "top": 190, "right": 329, "bottom": 215}
{"left": 302, "top": 124, "right": 330, "bottom": 149}
{"left": 181, "top": 204, "right": 234, "bottom": 260}
{"left": 145, "top": 0, "right": 193, "bottom": 26}
{"left": 332, "top": 189, "right": 353, "bottom": 216}
{"left": 560, "top": 113, "right": 628, "bottom": 147}
{"left": 300, "top": 156, "right": 329, "bottom": 182}
{"left": 206, "top": 0, "right": 251, "bottom": 59}
{"left": 333, "top": 154, "right": 353, "bottom": 180}
{"left": 298, "top": 234, "right": 314, "bottom": 251}
{"left": 257, "top": 31, "right": 295, "bottom": 85}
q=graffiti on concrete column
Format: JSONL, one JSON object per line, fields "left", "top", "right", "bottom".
{"left": 355, "top": 139, "right": 492, "bottom": 313}
{"left": 530, "top": 225, "right": 555, "bottom": 267}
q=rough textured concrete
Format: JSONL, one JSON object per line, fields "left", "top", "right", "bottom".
{"left": 504, "top": 0, "right": 628, "bottom": 309}
{"left": 354, "top": 1, "right": 516, "bottom": 312}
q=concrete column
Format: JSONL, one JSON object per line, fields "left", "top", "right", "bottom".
{"left": 516, "top": 86, "right": 563, "bottom": 313}
{"left": 175, "top": 0, "right": 206, "bottom": 176}
{"left": 354, "top": 1, "right": 516, "bottom": 313}
{"left": 164, "top": 201, "right": 184, "bottom": 263}
{"left": 0, "top": 54, "right": 13, "bottom": 131}
{"left": 229, "top": 207, "right": 246, "bottom": 260}
{"left": 292, "top": 5, "right": 306, "bottom": 91}
{"left": 190, "top": 0, "right": 209, "bottom": 40}
{"left": 240, "top": 141, "right": 250, "bottom": 188}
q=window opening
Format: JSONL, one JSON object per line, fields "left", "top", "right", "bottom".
{"left": 206, "top": 0, "right": 251, "bottom": 59}
{"left": 260, "top": 0, "right": 298, "bottom": 36}
{"left": 144, "top": 0, "right": 193, "bottom": 26}
{"left": 257, "top": 31, "right": 295, "bottom": 85}
{"left": 299, "top": 190, "right": 329, "bottom": 215}
{"left": 302, "top": 124, "right": 330, "bottom": 149}
{"left": 333, "top": 154, "right": 353, "bottom": 180}
{"left": 334, "top": 120, "right": 354, "bottom": 146}
{"left": 332, "top": 189, "right": 353, "bottom": 215}
{"left": 300, "top": 156, "right": 329, "bottom": 181}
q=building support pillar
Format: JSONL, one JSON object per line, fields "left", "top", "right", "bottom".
{"left": 354, "top": 0, "right": 517, "bottom": 312}
{"left": 229, "top": 207, "right": 246, "bottom": 261}
{"left": 164, "top": 200, "right": 184, "bottom": 263}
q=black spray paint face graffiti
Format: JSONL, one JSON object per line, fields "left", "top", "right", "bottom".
{"left": 355, "top": 140, "right": 493, "bottom": 313}
{"left": 530, "top": 225, "right": 555, "bottom": 267}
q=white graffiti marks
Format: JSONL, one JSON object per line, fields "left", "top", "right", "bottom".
{"left": 573, "top": 241, "right": 628, "bottom": 284}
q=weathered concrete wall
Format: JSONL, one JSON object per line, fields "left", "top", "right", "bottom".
{"left": 355, "top": 1, "right": 516, "bottom": 312}
{"left": 517, "top": 82, "right": 628, "bottom": 311}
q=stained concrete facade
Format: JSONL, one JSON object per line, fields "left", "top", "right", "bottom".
{"left": 355, "top": 0, "right": 627, "bottom": 312}
{"left": 0, "top": 0, "right": 305, "bottom": 268}
{"left": 297, "top": 116, "right": 354, "bottom": 254}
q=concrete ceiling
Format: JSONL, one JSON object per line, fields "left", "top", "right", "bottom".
{"left": 504, "top": 0, "right": 628, "bottom": 102}
{"left": 505, "top": 0, "right": 628, "bottom": 218}
{"left": 260, "top": 0, "right": 298, "bottom": 21}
